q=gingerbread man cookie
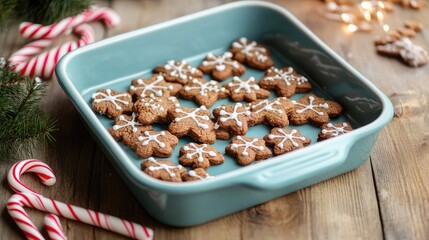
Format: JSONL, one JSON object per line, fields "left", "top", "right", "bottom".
{"left": 226, "top": 136, "right": 272, "bottom": 166}
{"left": 230, "top": 37, "right": 274, "bottom": 70}
{"left": 182, "top": 168, "right": 214, "bottom": 182}
{"left": 213, "top": 103, "right": 254, "bottom": 138}
{"left": 178, "top": 78, "right": 229, "bottom": 108}
{"left": 224, "top": 76, "right": 270, "bottom": 102}
{"left": 198, "top": 52, "right": 246, "bottom": 81}
{"left": 129, "top": 74, "right": 181, "bottom": 98}
{"left": 108, "top": 112, "right": 153, "bottom": 142}
{"left": 154, "top": 60, "right": 203, "bottom": 85}
{"left": 92, "top": 89, "right": 133, "bottom": 118}
{"left": 259, "top": 67, "right": 312, "bottom": 98}
{"left": 318, "top": 122, "right": 353, "bottom": 141}
{"left": 248, "top": 97, "right": 293, "bottom": 127}
{"left": 290, "top": 94, "right": 342, "bottom": 126}
{"left": 264, "top": 128, "right": 311, "bottom": 155}
{"left": 133, "top": 94, "right": 180, "bottom": 124}
{"left": 141, "top": 157, "right": 186, "bottom": 182}
{"left": 179, "top": 143, "right": 224, "bottom": 169}
{"left": 127, "top": 130, "right": 179, "bottom": 158}
{"left": 168, "top": 106, "right": 216, "bottom": 144}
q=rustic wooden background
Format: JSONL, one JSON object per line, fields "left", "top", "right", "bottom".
{"left": 1, "top": 0, "right": 429, "bottom": 239}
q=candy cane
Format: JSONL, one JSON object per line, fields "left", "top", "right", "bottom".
{"left": 7, "top": 160, "right": 154, "bottom": 240}
{"left": 8, "top": 23, "right": 95, "bottom": 78}
{"left": 8, "top": 193, "right": 153, "bottom": 240}
{"left": 45, "top": 214, "right": 67, "bottom": 240}
{"left": 20, "top": 6, "right": 120, "bottom": 40}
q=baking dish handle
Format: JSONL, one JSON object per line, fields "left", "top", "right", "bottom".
{"left": 245, "top": 142, "right": 351, "bottom": 190}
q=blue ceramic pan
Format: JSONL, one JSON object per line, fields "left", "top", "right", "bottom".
{"left": 56, "top": 1, "right": 393, "bottom": 226}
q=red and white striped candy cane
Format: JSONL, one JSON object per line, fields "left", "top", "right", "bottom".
{"left": 44, "top": 214, "right": 67, "bottom": 240}
{"left": 8, "top": 23, "right": 95, "bottom": 78}
{"left": 7, "top": 193, "right": 154, "bottom": 240}
{"left": 20, "top": 6, "right": 120, "bottom": 40}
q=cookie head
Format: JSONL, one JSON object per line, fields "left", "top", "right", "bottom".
{"left": 224, "top": 76, "right": 270, "bottom": 102}
{"left": 154, "top": 60, "right": 203, "bottom": 85}
{"left": 179, "top": 143, "right": 224, "bottom": 169}
{"left": 141, "top": 157, "right": 186, "bottom": 182}
{"left": 230, "top": 37, "right": 274, "bottom": 70}
{"left": 264, "top": 128, "right": 311, "bottom": 155}
{"left": 92, "top": 89, "right": 133, "bottom": 118}
{"left": 226, "top": 136, "right": 272, "bottom": 166}
{"left": 198, "top": 52, "right": 246, "bottom": 81}
{"left": 290, "top": 94, "right": 342, "bottom": 126}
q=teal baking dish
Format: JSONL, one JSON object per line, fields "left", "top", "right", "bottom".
{"left": 56, "top": 1, "right": 393, "bottom": 226}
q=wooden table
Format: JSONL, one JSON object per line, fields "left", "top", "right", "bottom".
{"left": 1, "top": 0, "right": 429, "bottom": 239}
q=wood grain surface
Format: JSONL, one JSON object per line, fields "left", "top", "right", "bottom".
{"left": 1, "top": 0, "right": 428, "bottom": 239}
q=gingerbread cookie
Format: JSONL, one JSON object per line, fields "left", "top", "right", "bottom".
{"left": 230, "top": 37, "right": 274, "bottom": 70}
{"left": 318, "top": 122, "right": 353, "bottom": 141}
{"left": 92, "top": 89, "right": 133, "bottom": 118}
{"left": 133, "top": 94, "right": 180, "bottom": 124}
{"left": 224, "top": 76, "right": 270, "bottom": 102}
{"left": 259, "top": 67, "right": 312, "bottom": 98}
{"left": 213, "top": 103, "right": 253, "bottom": 137}
{"left": 290, "top": 94, "right": 342, "bottom": 126}
{"left": 264, "top": 128, "right": 311, "bottom": 155}
{"left": 108, "top": 113, "right": 153, "bottom": 142}
{"left": 248, "top": 97, "right": 293, "bottom": 127}
{"left": 126, "top": 130, "right": 178, "bottom": 158}
{"left": 198, "top": 52, "right": 245, "bottom": 81}
{"left": 154, "top": 60, "right": 203, "bottom": 85}
{"left": 226, "top": 136, "right": 272, "bottom": 166}
{"left": 179, "top": 143, "right": 224, "bottom": 169}
{"left": 168, "top": 106, "right": 216, "bottom": 144}
{"left": 377, "top": 38, "right": 429, "bottom": 67}
{"left": 178, "top": 78, "right": 229, "bottom": 108}
{"left": 141, "top": 157, "right": 186, "bottom": 182}
{"left": 182, "top": 168, "right": 214, "bottom": 182}
{"left": 129, "top": 74, "right": 181, "bottom": 98}
{"left": 404, "top": 20, "right": 423, "bottom": 32}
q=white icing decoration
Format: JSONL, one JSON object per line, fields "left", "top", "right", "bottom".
{"left": 230, "top": 136, "right": 264, "bottom": 156}
{"left": 292, "top": 96, "right": 329, "bottom": 115}
{"left": 202, "top": 52, "right": 240, "bottom": 71}
{"left": 129, "top": 75, "right": 173, "bottom": 97}
{"left": 250, "top": 99, "right": 283, "bottom": 114}
{"left": 183, "top": 143, "right": 217, "bottom": 162}
{"left": 164, "top": 60, "right": 198, "bottom": 80}
{"left": 268, "top": 129, "right": 306, "bottom": 148}
{"left": 138, "top": 131, "right": 167, "bottom": 147}
{"left": 188, "top": 170, "right": 214, "bottom": 180}
{"left": 174, "top": 106, "right": 210, "bottom": 129}
{"left": 147, "top": 157, "right": 183, "bottom": 177}
{"left": 218, "top": 103, "right": 251, "bottom": 127}
{"left": 321, "top": 122, "right": 350, "bottom": 137}
{"left": 92, "top": 89, "right": 130, "bottom": 110}
{"left": 112, "top": 112, "right": 142, "bottom": 133}
{"left": 227, "top": 77, "right": 260, "bottom": 94}
{"left": 141, "top": 94, "right": 180, "bottom": 111}
{"left": 232, "top": 37, "right": 267, "bottom": 63}
{"left": 264, "top": 67, "right": 308, "bottom": 86}
{"left": 184, "top": 79, "right": 225, "bottom": 96}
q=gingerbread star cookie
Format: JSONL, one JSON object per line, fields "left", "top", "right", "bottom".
{"left": 154, "top": 60, "right": 203, "bottom": 85}
{"left": 226, "top": 136, "right": 272, "bottom": 166}
{"left": 126, "top": 130, "right": 179, "bottom": 158}
{"left": 178, "top": 78, "right": 229, "bottom": 108}
{"left": 224, "top": 76, "right": 270, "bottom": 102}
{"left": 182, "top": 168, "right": 214, "bottom": 182}
{"left": 264, "top": 128, "right": 311, "bottom": 155}
{"left": 213, "top": 103, "right": 254, "bottom": 138}
{"left": 129, "top": 74, "right": 181, "bottom": 98}
{"left": 92, "top": 89, "right": 133, "bottom": 118}
{"left": 248, "top": 97, "right": 293, "bottom": 127}
{"left": 133, "top": 94, "right": 180, "bottom": 124}
{"left": 198, "top": 52, "right": 246, "bottom": 81}
{"left": 179, "top": 143, "right": 224, "bottom": 169}
{"left": 108, "top": 112, "right": 153, "bottom": 142}
{"left": 259, "top": 67, "right": 312, "bottom": 98}
{"left": 230, "top": 37, "right": 274, "bottom": 70}
{"left": 318, "top": 122, "right": 353, "bottom": 141}
{"left": 290, "top": 94, "right": 342, "bottom": 126}
{"left": 168, "top": 106, "right": 216, "bottom": 144}
{"left": 141, "top": 157, "right": 186, "bottom": 182}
